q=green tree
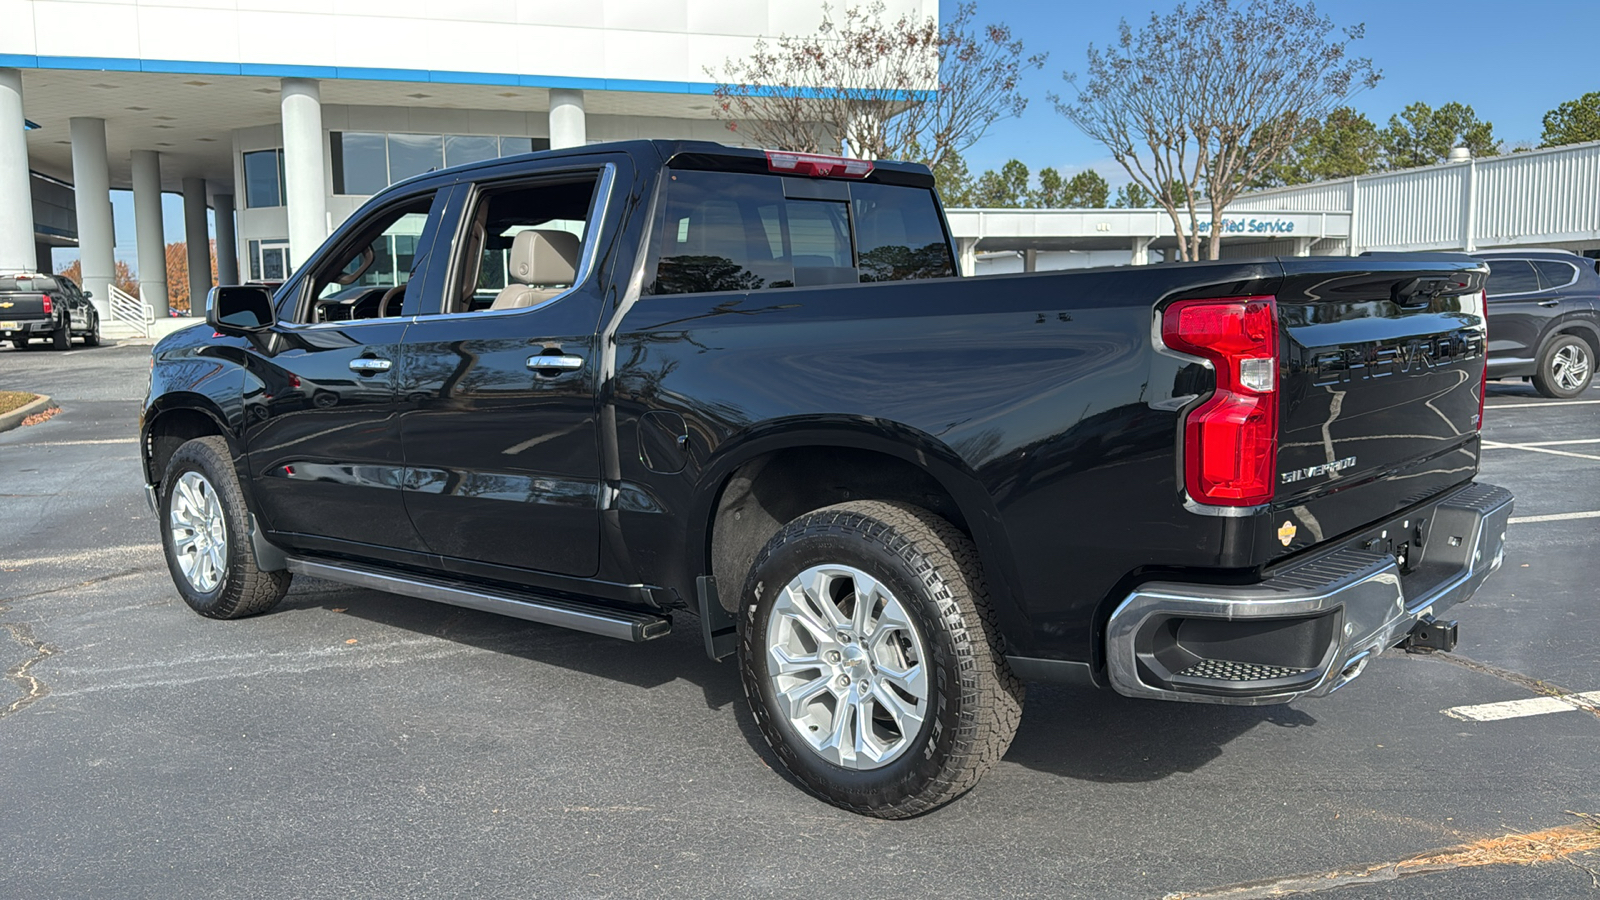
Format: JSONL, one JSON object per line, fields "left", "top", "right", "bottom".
{"left": 931, "top": 152, "right": 974, "bottom": 205}
{"left": 1253, "top": 107, "right": 1382, "bottom": 186}
{"left": 1381, "top": 102, "right": 1499, "bottom": 169}
{"left": 1112, "top": 182, "right": 1152, "bottom": 208}
{"left": 1540, "top": 91, "right": 1600, "bottom": 148}
{"left": 970, "top": 159, "right": 1032, "bottom": 207}
{"left": 1033, "top": 168, "right": 1109, "bottom": 207}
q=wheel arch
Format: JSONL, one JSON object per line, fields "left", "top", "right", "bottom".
{"left": 1538, "top": 315, "right": 1600, "bottom": 362}
{"left": 141, "top": 394, "right": 244, "bottom": 492}
{"left": 688, "top": 416, "right": 1030, "bottom": 647}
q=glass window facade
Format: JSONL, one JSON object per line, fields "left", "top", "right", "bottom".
{"left": 328, "top": 132, "right": 551, "bottom": 195}
{"left": 243, "top": 149, "right": 284, "bottom": 208}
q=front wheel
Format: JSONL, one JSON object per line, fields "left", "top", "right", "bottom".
{"left": 739, "top": 501, "right": 1023, "bottom": 818}
{"left": 51, "top": 317, "right": 70, "bottom": 350}
{"left": 160, "top": 435, "right": 291, "bottom": 618}
{"left": 1533, "top": 334, "right": 1594, "bottom": 399}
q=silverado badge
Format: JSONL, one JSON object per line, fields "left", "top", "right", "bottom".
{"left": 1278, "top": 520, "right": 1297, "bottom": 546}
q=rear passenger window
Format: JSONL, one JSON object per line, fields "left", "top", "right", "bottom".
{"left": 647, "top": 169, "right": 953, "bottom": 296}
{"left": 852, "top": 181, "right": 954, "bottom": 282}
{"left": 1533, "top": 260, "right": 1578, "bottom": 291}
{"left": 1484, "top": 260, "right": 1539, "bottom": 297}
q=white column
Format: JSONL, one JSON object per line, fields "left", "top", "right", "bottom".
{"left": 280, "top": 78, "right": 328, "bottom": 272}
{"left": 957, "top": 237, "right": 977, "bottom": 277}
{"left": 68, "top": 117, "right": 115, "bottom": 318}
{"left": 0, "top": 69, "right": 36, "bottom": 275}
{"left": 182, "top": 177, "right": 210, "bottom": 315}
{"left": 1022, "top": 248, "right": 1038, "bottom": 273}
{"left": 213, "top": 191, "right": 239, "bottom": 286}
{"left": 131, "top": 149, "right": 170, "bottom": 317}
{"left": 1130, "top": 236, "right": 1152, "bottom": 266}
{"left": 1292, "top": 237, "right": 1316, "bottom": 257}
{"left": 549, "top": 89, "right": 586, "bottom": 149}
{"left": 1462, "top": 159, "right": 1478, "bottom": 253}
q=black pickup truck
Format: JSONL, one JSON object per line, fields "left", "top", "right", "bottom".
{"left": 0, "top": 273, "right": 101, "bottom": 349}
{"left": 141, "top": 141, "right": 1512, "bottom": 817}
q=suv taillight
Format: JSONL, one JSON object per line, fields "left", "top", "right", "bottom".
{"left": 41, "top": 294, "right": 52, "bottom": 314}
{"left": 1161, "top": 296, "right": 1279, "bottom": 507}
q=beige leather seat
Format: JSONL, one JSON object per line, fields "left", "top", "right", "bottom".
{"left": 490, "top": 229, "right": 582, "bottom": 310}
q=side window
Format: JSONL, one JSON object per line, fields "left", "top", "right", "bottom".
{"left": 1533, "top": 260, "right": 1578, "bottom": 291}
{"left": 1484, "top": 259, "right": 1539, "bottom": 297}
{"left": 445, "top": 175, "right": 598, "bottom": 315}
{"left": 647, "top": 170, "right": 955, "bottom": 296}
{"left": 295, "top": 192, "right": 438, "bottom": 324}
{"left": 852, "top": 181, "right": 954, "bottom": 282}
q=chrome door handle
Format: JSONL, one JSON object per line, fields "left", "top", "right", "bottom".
{"left": 1537, "top": 299, "right": 1560, "bottom": 307}
{"left": 349, "top": 358, "right": 393, "bottom": 373}
{"left": 526, "top": 354, "right": 584, "bottom": 372}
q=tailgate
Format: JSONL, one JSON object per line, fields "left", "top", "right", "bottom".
{"left": 1272, "top": 255, "right": 1488, "bottom": 559}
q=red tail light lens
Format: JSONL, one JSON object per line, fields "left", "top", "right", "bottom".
{"left": 41, "top": 294, "right": 52, "bottom": 314}
{"left": 764, "top": 150, "right": 874, "bottom": 179}
{"left": 1162, "top": 296, "right": 1279, "bottom": 506}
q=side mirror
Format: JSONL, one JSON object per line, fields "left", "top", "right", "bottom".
{"left": 207, "top": 285, "right": 275, "bottom": 334}
{"left": 83, "top": 290, "right": 94, "bottom": 299}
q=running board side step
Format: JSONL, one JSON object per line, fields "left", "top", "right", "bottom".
{"left": 285, "top": 558, "right": 672, "bottom": 642}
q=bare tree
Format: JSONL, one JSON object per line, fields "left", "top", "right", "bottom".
{"left": 1053, "top": 1, "right": 1378, "bottom": 260}
{"left": 710, "top": 2, "right": 1044, "bottom": 171}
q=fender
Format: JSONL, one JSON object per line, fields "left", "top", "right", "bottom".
{"left": 1535, "top": 313, "right": 1600, "bottom": 360}
{"left": 684, "top": 415, "right": 1034, "bottom": 652}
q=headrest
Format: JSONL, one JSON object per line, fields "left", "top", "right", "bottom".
{"left": 508, "top": 229, "right": 581, "bottom": 286}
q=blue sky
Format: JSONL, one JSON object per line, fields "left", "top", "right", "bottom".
{"left": 950, "top": 0, "right": 1599, "bottom": 179}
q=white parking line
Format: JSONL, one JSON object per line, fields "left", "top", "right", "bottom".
{"left": 1443, "top": 691, "right": 1600, "bottom": 722}
{"left": 1480, "top": 440, "right": 1600, "bottom": 462}
{"left": 23, "top": 438, "right": 138, "bottom": 446}
{"left": 1487, "top": 399, "right": 1600, "bottom": 409}
{"left": 1509, "top": 510, "right": 1600, "bottom": 524}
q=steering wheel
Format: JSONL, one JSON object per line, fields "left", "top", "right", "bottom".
{"left": 378, "top": 283, "right": 406, "bottom": 317}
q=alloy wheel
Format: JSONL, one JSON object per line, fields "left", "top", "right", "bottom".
{"left": 169, "top": 471, "right": 227, "bottom": 593}
{"left": 1551, "top": 343, "right": 1592, "bottom": 393}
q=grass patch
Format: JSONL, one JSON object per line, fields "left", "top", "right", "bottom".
{"left": 0, "top": 391, "right": 39, "bottom": 416}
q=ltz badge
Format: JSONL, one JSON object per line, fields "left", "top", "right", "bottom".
{"left": 1278, "top": 520, "right": 1298, "bottom": 546}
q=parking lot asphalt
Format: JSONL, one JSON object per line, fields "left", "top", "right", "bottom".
{"left": 1, "top": 339, "right": 1596, "bottom": 899}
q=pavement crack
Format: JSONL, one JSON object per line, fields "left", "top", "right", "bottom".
{"left": 1423, "top": 651, "right": 1600, "bottom": 722}
{"left": 1162, "top": 816, "right": 1600, "bottom": 898}
{"left": 0, "top": 618, "right": 58, "bottom": 720}
{"left": 0, "top": 566, "right": 163, "bottom": 605}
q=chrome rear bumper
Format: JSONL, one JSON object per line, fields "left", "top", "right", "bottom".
{"left": 1105, "top": 483, "right": 1513, "bottom": 705}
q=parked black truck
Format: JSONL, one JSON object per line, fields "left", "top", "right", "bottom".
{"left": 1, "top": 273, "right": 101, "bottom": 349}
{"left": 141, "top": 141, "right": 1512, "bottom": 817}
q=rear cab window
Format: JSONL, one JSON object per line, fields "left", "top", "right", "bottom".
{"left": 0, "top": 275, "right": 60, "bottom": 293}
{"left": 646, "top": 169, "right": 954, "bottom": 296}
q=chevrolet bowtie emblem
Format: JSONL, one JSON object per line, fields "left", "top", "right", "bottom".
{"left": 0, "top": 302, "right": 13, "bottom": 308}
{"left": 1278, "top": 520, "right": 1298, "bottom": 546}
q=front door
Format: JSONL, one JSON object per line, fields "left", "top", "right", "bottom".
{"left": 397, "top": 164, "right": 617, "bottom": 578}
{"left": 242, "top": 187, "right": 451, "bottom": 557}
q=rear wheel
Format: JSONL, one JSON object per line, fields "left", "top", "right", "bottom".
{"left": 82, "top": 315, "right": 100, "bottom": 347}
{"left": 739, "top": 500, "right": 1023, "bottom": 818}
{"left": 160, "top": 435, "right": 291, "bottom": 618}
{"left": 1533, "top": 334, "right": 1594, "bottom": 399}
{"left": 9, "top": 338, "right": 25, "bottom": 350}
{"left": 51, "top": 318, "right": 70, "bottom": 350}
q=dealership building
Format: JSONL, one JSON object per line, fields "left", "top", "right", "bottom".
{"left": 2, "top": 0, "right": 921, "bottom": 330}
{"left": 3, "top": 1, "right": 1599, "bottom": 334}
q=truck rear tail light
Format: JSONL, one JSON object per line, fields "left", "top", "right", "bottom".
{"left": 764, "top": 150, "right": 874, "bottom": 179}
{"left": 1161, "top": 296, "right": 1279, "bottom": 507}
{"left": 40, "top": 294, "right": 52, "bottom": 314}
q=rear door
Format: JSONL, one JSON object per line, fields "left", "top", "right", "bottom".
{"left": 395, "top": 158, "right": 625, "bottom": 579}
{"left": 1481, "top": 257, "right": 1546, "bottom": 371}
{"left": 1271, "top": 256, "right": 1488, "bottom": 558}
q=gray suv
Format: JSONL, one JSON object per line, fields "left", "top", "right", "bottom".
{"left": 1475, "top": 249, "right": 1599, "bottom": 398}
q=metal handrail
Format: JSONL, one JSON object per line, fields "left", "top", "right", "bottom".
{"left": 107, "top": 284, "right": 154, "bottom": 338}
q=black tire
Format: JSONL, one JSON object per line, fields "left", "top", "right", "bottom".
{"left": 82, "top": 315, "right": 100, "bottom": 347}
{"left": 159, "top": 435, "right": 291, "bottom": 618}
{"left": 739, "top": 500, "right": 1023, "bottom": 818}
{"left": 1532, "top": 334, "right": 1594, "bottom": 399}
{"left": 9, "top": 338, "right": 26, "bottom": 350}
{"left": 51, "top": 318, "right": 70, "bottom": 350}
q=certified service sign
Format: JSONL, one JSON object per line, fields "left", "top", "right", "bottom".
{"left": 1278, "top": 520, "right": 1298, "bottom": 546}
